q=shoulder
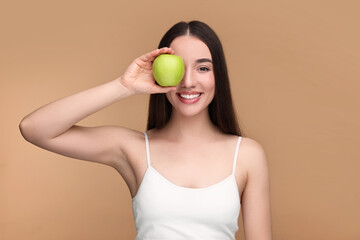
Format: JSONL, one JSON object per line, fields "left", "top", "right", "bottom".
{"left": 97, "top": 126, "right": 145, "bottom": 167}
{"left": 112, "top": 126, "right": 145, "bottom": 143}
{"left": 110, "top": 126, "right": 145, "bottom": 156}
{"left": 240, "top": 137, "right": 267, "bottom": 158}
{"left": 96, "top": 125, "right": 144, "bottom": 150}
{"left": 238, "top": 137, "right": 269, "bottom": 178}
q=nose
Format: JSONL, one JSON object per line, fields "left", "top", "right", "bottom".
{"left": 179, "top": 68, "right": 196, "bottom": 89}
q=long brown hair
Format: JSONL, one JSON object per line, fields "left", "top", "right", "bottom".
{"left": 147, "top": 21, "right": 243, "bottom": 136}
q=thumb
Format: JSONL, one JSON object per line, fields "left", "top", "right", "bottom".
{"left": 152, "top": 85, "right": 177, "bottom": 94}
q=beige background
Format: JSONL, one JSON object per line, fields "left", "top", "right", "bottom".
{"left": 1, "top": 0, "right": 359, "bottom": 239}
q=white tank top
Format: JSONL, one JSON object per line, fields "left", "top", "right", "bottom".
{"left": 132, "top": 131, "right": 242, "bottom": 240}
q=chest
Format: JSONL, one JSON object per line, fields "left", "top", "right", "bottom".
{"left": 149, "top": 142, "right": 236, "bottom": 188}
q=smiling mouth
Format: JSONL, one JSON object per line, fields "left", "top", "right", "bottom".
{"left": 176, "top": 93, "right": 202, "bottom": 104}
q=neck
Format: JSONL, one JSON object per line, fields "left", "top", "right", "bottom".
{"left": 161, "top": 108, "right": 222, "bottom": 143}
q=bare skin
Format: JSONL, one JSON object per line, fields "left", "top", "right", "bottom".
{"left": 20, "top": 38, "right": 272, "bottom": 239}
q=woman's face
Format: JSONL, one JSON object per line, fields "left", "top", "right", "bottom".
{"left": 166, "top": 35, "right": 215, "bottom": 117}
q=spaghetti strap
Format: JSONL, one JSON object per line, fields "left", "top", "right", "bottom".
{"left": 232, "top": 136, "right": 242, "bottom": 175}
{"left": 143, "top": 131, "right": 151, "bottom": 167}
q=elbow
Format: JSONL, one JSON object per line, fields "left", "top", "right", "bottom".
{"left": 19, "top": 116, "right": 37, "bottom": 143}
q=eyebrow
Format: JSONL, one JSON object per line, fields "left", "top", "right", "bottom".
{"left": 196, "top": 58, "right": 212, "bottom": 63}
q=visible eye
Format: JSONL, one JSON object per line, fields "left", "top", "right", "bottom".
{"left": 198, "top": 66, "right": 210, "bottom": 72}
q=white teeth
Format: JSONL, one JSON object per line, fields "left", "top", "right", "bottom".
{"left": 179, "top": 93, "right": 201, "bottom": 99}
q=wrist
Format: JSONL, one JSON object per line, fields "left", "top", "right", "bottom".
{"left": 115, "top": 77, "right": 135, "bottom": 99}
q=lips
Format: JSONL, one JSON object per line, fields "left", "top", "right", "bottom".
{"left": 176, "top": 92, "right": 202, "bottom": 104}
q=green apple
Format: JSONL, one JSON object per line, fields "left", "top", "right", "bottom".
{"left": 152, "top": 54, "right": 185, "bottom": 86}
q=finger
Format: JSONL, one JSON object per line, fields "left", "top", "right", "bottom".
{"left": 138, "top": 48, "right": 175, "bottom": 66}
{"left": 152, "top": 85, "right": 177, "bottom": 94}
{"left": 138, "top": 48, "right": 162, "bottom": 63}
{"left": 158, "top": 47, "right": 174, "bottom": 55}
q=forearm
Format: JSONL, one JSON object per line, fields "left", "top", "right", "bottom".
{"left": 19, "top": 78, "right": 133, "bottom": 142}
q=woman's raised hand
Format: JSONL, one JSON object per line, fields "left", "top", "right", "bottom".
{"left": 119, "top": 47, "right": 178, "bottom": 95}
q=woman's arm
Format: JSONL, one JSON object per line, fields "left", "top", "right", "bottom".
{"left": 241, "top": 138, "right": 273, "bottom": 240}
{"left": 19, "top": 47, "right": 176, "bottom": 168}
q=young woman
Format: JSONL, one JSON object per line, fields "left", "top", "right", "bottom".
{"left": 20, "top": 21, "right": 272, "bottom": 240}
